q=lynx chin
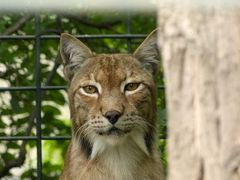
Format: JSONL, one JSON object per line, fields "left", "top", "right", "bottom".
{"left": 59, "top": 29, "right": 164, "bottom": 180}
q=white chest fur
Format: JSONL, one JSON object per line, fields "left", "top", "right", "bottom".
{"left": 90, "top": 134, "right": 148, "bottom": 180}
{"left": 98, "top": 142, "right": 144, "bottom": 180}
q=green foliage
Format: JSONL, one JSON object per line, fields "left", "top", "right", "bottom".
{"left": 0, "top": 12, "right": 166, "bottom": 179}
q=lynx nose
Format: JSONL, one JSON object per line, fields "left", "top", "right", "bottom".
{"left": 104, "top": 110, "right": 122, "bottom": 125}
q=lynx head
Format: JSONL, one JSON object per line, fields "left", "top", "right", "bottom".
{"left": 60, "top": 30, "right": 159, "bottom": 159}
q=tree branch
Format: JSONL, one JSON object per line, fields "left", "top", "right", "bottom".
{"left": 63, "top": 14, "right": 121, "bottom": 30}
{"left": 0, "top": 53, "right": 62, "bottom": 178}
{"left": 2, "top": 14, "right": 33, "bottom": 35}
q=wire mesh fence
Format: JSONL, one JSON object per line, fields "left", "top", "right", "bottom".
{"left": 0, "top": 13, "right": 164, "bottom": 179}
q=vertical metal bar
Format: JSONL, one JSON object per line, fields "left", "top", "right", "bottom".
{"left": 34, "top": 14, "right": 42, "bottom": 180}
{"left": 126, "top": 12, "right": 132, "bottom": 53}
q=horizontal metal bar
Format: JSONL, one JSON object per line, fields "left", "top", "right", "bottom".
{"left": 0, "top": 34, "right": 146, "bottom": 41}
{"left": 0, "top": 136, "right": 37, "bottom": 140}
{"left": 0, "top": 85, "right": 165, "bottom": 92}
{"left": 0, "top": 86, "right": 67, "bottom": 92}
{"left": 42, "top": 136, "right": 71, "bottom": 140}
{"left": 158, "top": 85, "right": 165, "bottom": 89}
{"left": 0, "top": 136, "right": 71, "bottom": 141}
{"left": 41, "top": 86, "right": 67, "bottom": 90}
{"left": 0, "top": 136, "right": 166, "bottom": 141}
{"left": 0, "top": 86, "right": 36, "bottom": 91}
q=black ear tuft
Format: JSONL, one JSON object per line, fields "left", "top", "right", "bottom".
{"left": 60, "top": 33, "right": 93, "bottom": 81}
{"left": 134, "top": 29, "right": 160, "bottom": 78}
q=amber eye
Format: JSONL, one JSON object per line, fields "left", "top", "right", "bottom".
{"left": 124, "top": 83, "right": 140, "bottom": 91}
{"left": 82, "top": 85, "right": 98, "bottom": 94}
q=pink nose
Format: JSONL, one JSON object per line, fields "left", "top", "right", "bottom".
{"left": 104, "top": 110, "right": 122, "bottom": 124}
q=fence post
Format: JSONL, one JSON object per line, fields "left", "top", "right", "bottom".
{"left": 158, "top": 3, "right": 240, "bottom": 180}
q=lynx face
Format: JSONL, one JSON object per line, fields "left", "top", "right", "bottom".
{"left": 60, "top": 30, "right": 159, "bottom": 159}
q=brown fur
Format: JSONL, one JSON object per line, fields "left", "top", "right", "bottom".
{"left": 59, "top": 30, "right": 164, "bottom": 180}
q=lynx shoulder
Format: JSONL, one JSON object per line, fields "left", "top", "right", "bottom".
{"left": 59, "top": 29, "right": 164, "bottom": 180}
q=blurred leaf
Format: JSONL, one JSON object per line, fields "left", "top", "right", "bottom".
{"left": 21, "top": 169, "right": 37, "bottom": 179}
{"left": 44, "top": 91, "right": 65, "bottom": 106}
{"left": 2, "top": 152, "right": 15, "bottom": 162}
{"left": 7, "top": 142, "right": 20, "bottom": 149}
{"left": 42, "top": 105, "right": 61, "bottom": 116}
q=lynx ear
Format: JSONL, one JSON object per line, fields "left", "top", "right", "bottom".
{"left": 60, "top": 33, "right": 93, "bottom": 81}
{"left": 134, "top": 29, "right": 160, "bottom": 77}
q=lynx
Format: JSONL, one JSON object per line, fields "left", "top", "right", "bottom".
{"left": 59, "top": 29, "right": 164, "bottom": 180}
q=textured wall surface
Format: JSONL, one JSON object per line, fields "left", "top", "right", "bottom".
{"left": 158, "top": 4, "right": 240, "bottom": 180}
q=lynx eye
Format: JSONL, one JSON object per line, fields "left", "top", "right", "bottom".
{"left": 124, "top": 83, "right": 140, "bottom": 91}
{"left": 82, "top": 85, "right": 98, "bottom": 94}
